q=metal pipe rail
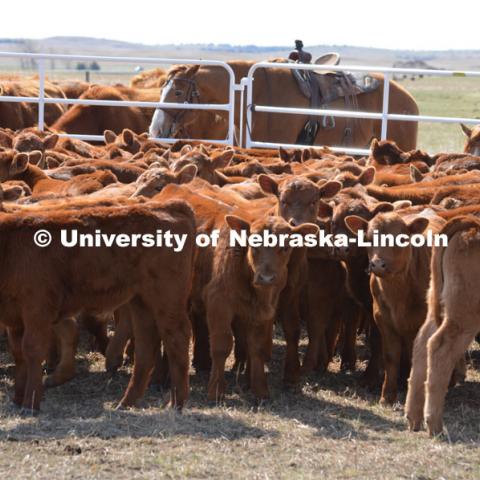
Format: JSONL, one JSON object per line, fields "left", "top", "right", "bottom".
{"left": 245, "top": 61, "right": 480, "bottom": 154}
{"left": 0, "top": 51, "right": 236, "bottom": 145}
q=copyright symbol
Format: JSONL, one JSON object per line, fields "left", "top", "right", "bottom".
{"left": 34, "top": 230, "right": 52, "bottom": 247}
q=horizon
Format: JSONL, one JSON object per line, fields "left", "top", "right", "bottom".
{"left": 1, "top": 35, "right": 480, "bottom": 54}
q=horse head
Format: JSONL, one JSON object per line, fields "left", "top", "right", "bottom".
{"left": 149, "top": 64, "right": 201, "bottom": 139}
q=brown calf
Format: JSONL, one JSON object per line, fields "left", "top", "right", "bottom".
{"left": 0, "top": 199, "right": 195, "bottom": 411}
{"left": 205, "top": 214, "right": 318, "bottom": 401}
{"left": 406, "top": 216, "right": 480, "bottom": 435}
{"left": 346, "top": 209, "right": 445, "bottom": 404}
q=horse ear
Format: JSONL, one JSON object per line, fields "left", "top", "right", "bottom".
{"left": 185, "top": 65, "right": 200, "bottom": 77}
{"left": 460, "top": 123, "right": 472, "bottom": 138}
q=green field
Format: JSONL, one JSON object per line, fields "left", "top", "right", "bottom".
{"left": 401, "top": 76, "right": 480, "bottom": 153}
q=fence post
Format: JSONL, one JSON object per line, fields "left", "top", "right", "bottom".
{"left": 381, "top": 72, "right": 391, "bottom": 140}
{"left": 38, "top": 58, "right": 46, "bottom": 131}
{"left": 245, "top": 74, "right": 254, "bottom": 148}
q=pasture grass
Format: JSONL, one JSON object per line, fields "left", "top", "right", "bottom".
{"left": 1, "top": 330, "right": 480, "bottom": 479}
{"left": 401, "top": 77, "right": 480, "bottom": 153}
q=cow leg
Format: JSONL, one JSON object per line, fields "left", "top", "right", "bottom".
{"left": 159, "top": 312, "right": 191, "bottom": 409}
{"left": 362, "top": 319, "right": 383, "bottom": 389}
{"left": 21, "top": 315, "right": 52, "bottom": 411}
{"left": 7, "top": 326, "right": 26, "bottom": 406}
{"left": 232, "top": 317, "right": 247, "bottom": 374}
{"left": 247, "top": 320, "right": 273, "bottom": 401}
{"left": 207, "top": 303, "right": 234, "bottom": 402}
{"left": 405, "top": 317, "right": 437, "bottom": 431}
{"left": 278, "top": 293, "right": 301, "bottom": 387}
{"left": 339, "top": 299, "right": 359, "bottom": 371}
{"left": 80, "top": 313, "right": 110, "bottom": 355}
{"left": 44, "top": 317, "right": 79, "bottom": 388}
{"left": 191, "top": 309, "right": 211, "bottom": 372}
{"left": 105, "top": 305, "right": 132, "bottom": 373}
{"left": 379, "top": 325, "right": 402, "bottom": 405}
{"left": 118, "top": 302, "right": 157, "bottom": 408}
{"left": 150, "top": 347, "right": 170, "bottom": 389}
{"left": 425, "top": 321, "right": 474, "bottom": 436}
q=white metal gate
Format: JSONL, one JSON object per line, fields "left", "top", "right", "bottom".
{"left": 0, "top": 51, "right": 236, "bottom": 145}
{"left": 243, "top": 62, "right": 480, "bottom": 155}
{"left": 0, "top": 51, "right": 480, "bottom": 154}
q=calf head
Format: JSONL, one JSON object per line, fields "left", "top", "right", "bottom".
{"left": 329, "top": 199, "right": 394, "bottom": 259}
{"left": 13, "top": 132, "right": 59, "bottom": 153}
{"left": 104, "top": 128, "right": 146, "bottom": 155}
{"left": 334, "top": 166, "right": 376, "bottom": 188}
{"left": 131, "top": 164, "right": 197, "bottom": 197}
{"left": 171, "top": 149, "right": 233, "bottom": 184}
{"left": 258, "top": 174, "right": 341, "bottom": 226}
{"left": 345, "top": 212, "right": 429, "bottom": 277}
{"left": 0, "top": 150, "right": 42, "bottom": 180}
{"left": 225, "top": 215, "right": 318, "bottom": 287}
{"left": 461, "top": 123, "right": 480, "bottom": 156}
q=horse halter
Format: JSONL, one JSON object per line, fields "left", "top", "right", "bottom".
{"left": 164, "top": 77, "right": 200, "bottom": 138}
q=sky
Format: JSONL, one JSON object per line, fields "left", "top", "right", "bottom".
{"left": 2, "top": 0, "right": 479, "bottom": 51}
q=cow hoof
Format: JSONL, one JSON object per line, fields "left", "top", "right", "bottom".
{"left": 340, "top": 361, "right": 356, "bottom": 373}
{"left": 379, "top": 396, "right": 395, "bottom": 406}
{"left": 406, "top": 415, "right": 423, "bottom": 432}
{"left": 426, "top": 416, "right": 444, "bottom": 437}
{"left": 19, "top": 407, "right": 40, "bottom": 417}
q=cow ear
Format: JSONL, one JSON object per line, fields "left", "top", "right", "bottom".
{"left": 317, "top": 200, "right": 333, "bottom": 218}
{"left": 278, "top": 146, "right": 290, "bottom": 162}
{"left": 28, "top": 150, "right": 44, "bottom": 168}
{"left": 461, "top": 123, "right": 472, "bottom": 138}
{"left": 370, "top": 138, "right": 379, "bottom": 155}
{"left": 301, "top": 148, "right": 311, "bottom": 162}
{"left": 345, "top": 215, "right": 369, "bottom": 236}
{"left": 176, "top": 164, "right": 197, "bottom": 184}
{"left": 3, "top": 185, "right": 24, "bottom": 201}
{"left": 122, "top": 129, "right": 135, "bottom": 145}
{"left": 318, "top": 180, "right": 342, "bottom": 198}
{"left": 199, "top": 144, "right": 208, "bottom": 154}
{"left": 162, "top": 149, "right": 171, "bottom": 161}
{"left": 359, "top": 166, "right": 376, "bottom": 185}
{"left": 258, "top": 174, "right": 279, "bottom": 196}
{"left": 406, "top": 217, "right": 429, "bottom": 235}
{"left": 410, "top": 164, "right": 424, "bottom": 182}
{"left": 225, "top": 215, "right": 250, "bottom": 234}
{"left": 0, "top": 131, "right": 13, "bottom": 148}
{"left": 46, "top": 156, "right": 60, "bottom": 169}
{"left": 291, "top": 222, "right": 319, "bottom": 236}
{"left": 180, "top": 144, "right": 193, "bottom": 155}
{"left": 43, "top": 134, "right": 59, "bottom": 150}
{"left": 104, "top": 130, "right": 117, "bottom": 144}
{"left": 393, "top": 200, "right": 412, "bottom": 210}
{"left": 211, "top": 149, "right": 234, "bottom": 170}
{"left": 10, "top": 152, "right": 29, "bottom": 175}
{"left": 370, "top": 202, "right": 394, "bottom": 217}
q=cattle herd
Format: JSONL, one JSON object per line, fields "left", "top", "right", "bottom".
{"left": 0, "top": 120, "right": 480, "bottom": 439}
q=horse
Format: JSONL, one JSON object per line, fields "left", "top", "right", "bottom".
{"left": 149, "top": 60, "right": 419, "bottom": 151}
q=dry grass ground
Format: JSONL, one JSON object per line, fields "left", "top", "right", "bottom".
{"left": 1, "top": 329, "right": 480, "bottom": 479}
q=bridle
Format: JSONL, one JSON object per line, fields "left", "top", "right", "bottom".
{"left": 163, "top": 77, "right": 200, "bottom": 138}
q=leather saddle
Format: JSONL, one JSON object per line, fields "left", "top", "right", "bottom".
{"left": 290, "top": 53, "right": 380, "bottom": 145}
